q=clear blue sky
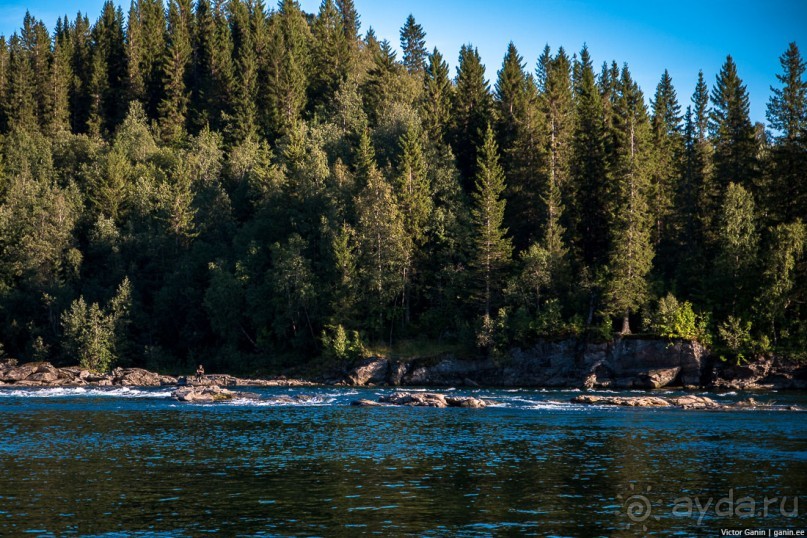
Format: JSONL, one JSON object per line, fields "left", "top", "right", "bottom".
{"left": 1, "top": 0, "right": 805, "bottom": 124}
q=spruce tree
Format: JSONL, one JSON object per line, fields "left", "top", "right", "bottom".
{"left": 0, "top": 37, "right": 8, "bottom": 132}
{"left": 421, "top": 47, "right": 453, "bottom": 142}
{"left": 48, "top": 34, "right": 73, "bottom": 134}
{"left": 710, "top": 55, "right": 757, "bottom": 192}
{"left": 309, "top": 0, "right": 351, "bottom": 115}
{"left": 471, "top": 125, "right": 512, "bottom": 317}
{"left": 395, "top": 124, "right": 432, "bottom": 324}
{"left": 603, "top": 65, "right": 655, "bottom": 334}
{"left": 158, "top": 0, "right": 193, "bottom": 143}
{"left": 228, "top": 0, "right": 258, "bottom": 143}
{"left": 335, "top": 0, "right": 360, "bottom": 43}
{"left": 649, "top": 70, "right": 683, "bottom": 279}
{"left": 570, "top": 45, "right": 608, "bottom": 268}
{"left": 541, "top": 47, "right": 573, "bottom": 272}
{"left": 495, "top": 42, "right": 545, "bottom": 248}
{"left": 450, "top": 44, "right": 493, "bottom": 185}
{"left": 766, "top": 43, "right": 807, "bottom": 223}
{"left": 400, "top": 14, "right": 427, "bottom": 74}
{"left": 5, "top": 34, "right": 38, "bottom": 131}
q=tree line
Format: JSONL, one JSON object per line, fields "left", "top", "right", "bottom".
{"left": 0, "top": 0, "right": 805, "bottom": 372}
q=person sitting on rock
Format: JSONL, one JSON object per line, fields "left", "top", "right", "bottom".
{"left": 195, "top": 364, "right": 205, "bottom": 382}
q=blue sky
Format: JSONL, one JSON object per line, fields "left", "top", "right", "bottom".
{"left": 1, "top": 0, "right": 805, "bottom": 124}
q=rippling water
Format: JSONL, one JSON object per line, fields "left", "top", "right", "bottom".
{"left": 1, "top": 386, "right": 805, "bottom": 536}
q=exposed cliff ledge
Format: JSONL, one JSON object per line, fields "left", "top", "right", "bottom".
{"left": 340, "top": 338, "right": 807, "bottom": 390}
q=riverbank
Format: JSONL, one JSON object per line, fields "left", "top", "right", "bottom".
{"left": 1, "top": 337, "right": 805, "bottom": 390}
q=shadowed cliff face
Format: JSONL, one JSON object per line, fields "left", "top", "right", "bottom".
{"left": 342, "top": 338, "right": 807, "bottom": 390}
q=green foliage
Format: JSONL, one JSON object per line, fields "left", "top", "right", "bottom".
{"left": 60, "top": 278, "right": 131, "bottom": 372}
{"left": 648, "top": 293, "right": 712, "bottom": 344}
{"left": 321, "top": 323, "right": 365, "bottom": 363}
{"left": 717, "top": 315, "right": 754, "bottom": 365}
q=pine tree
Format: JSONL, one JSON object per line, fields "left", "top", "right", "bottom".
{"left": 471, "top": 125, "right": 512, "bottom": 317}
{"left": 603, "top": 65, "right": 655, "bottom": 334}
{"left": 710, "top": 56, "right": 757, "bottom": 192}
{"left": 756, "top": 221, "right": 805, "bottom": 343}
{"left": 570, "top": 45, "right": 608, "bottom": 268}
{"left": 68, "top": 12, "right": 93, "bottom": 132}
{"left": 158, "top": 0, "right": 193, "bottom": 143}
{"left": 450, "top": 44, "right": 493, "bottom": 185}
{"left": 400, "top": 14, "right": 427, "bottom": 74}
{"left": 420, "top": 47, "right": 452, "bottom": 142}
{"left": 766, "top": 43, "right": 807, "bottom": 223}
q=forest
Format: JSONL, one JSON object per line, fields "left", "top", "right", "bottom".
{"left": 0, "top": 0, "right": 805, "bottom": 374}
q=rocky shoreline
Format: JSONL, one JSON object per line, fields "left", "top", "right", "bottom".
{"left": 0, "top": 358, "right": 314, "bottom": 388}
{"left": 338, "top": 338, "right": 807, "bottom": 391}
{"left": 1, "top": 337, "right": 806, "bottom": 393}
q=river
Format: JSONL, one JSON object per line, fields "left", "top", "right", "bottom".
{"left": 1, "top": 386, "right": 805, "bottom": 536}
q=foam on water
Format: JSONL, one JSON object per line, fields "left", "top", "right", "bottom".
{"left": 0, "top": 386, "right": 174, "bottom": 399}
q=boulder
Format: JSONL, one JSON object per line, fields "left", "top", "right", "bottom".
{"left": 380, "top": 392, "right": 447, "bottom": 407}
{"left": 27, "top": 371, "right": 58, "bottom": 383}
{"left": 572, "top": 393, "right": 723, "bottom": 409}
{"left": 571, "top": 394, "right": 672, "bottom": 407}
{"left": 347, "top": 357, "right": 389, "bottom": 386}
{"left": 3, "top": 362, "right": 50, "bottom": 381}
{"left": 634, "top": 367, "right": 681, "bottom": 389}
{"left": 376, "top": 392, "right": 488, "bottom": 408}
{"left": 112, "top": 367, "right": 165, "bottom": 386}
{"left": 172, "top": 385, "right": 237, "bottom": 403}
{"left": 668, "top": 395, "right": 721, "bottom": 409}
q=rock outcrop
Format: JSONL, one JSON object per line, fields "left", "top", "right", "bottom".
{"left": 711, "top": 356, "right": 807, "bottom": 390}
{"left": 0, "top": 359, "right": 313, "bottom": 389}
{"left": 342, "top": 338, "right": 711, "bottom": 389}
{"left": 571, "top": 394, "right": 800, "bottom": 411}
{"left": 173, "top": 385, "right": 238, "bottom": 402}
{"left": 351, "top": 392, "right": 487, "bottom": 408}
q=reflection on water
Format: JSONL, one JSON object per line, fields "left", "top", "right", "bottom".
{"left": 0, "top": 387, "right": 805, "bottom": 536}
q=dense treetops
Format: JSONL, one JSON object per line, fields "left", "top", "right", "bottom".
{"left": 0, "top": 1, "right": 805, "bottom": 373}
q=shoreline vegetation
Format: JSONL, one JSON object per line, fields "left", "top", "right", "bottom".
{"left": 0, "top": 2, "right": 805, "bottom": 379}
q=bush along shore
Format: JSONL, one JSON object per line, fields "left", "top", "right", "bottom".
{"left": 1, "top": 337, "right": 805, "bottom": 392}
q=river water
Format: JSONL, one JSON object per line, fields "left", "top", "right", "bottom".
{"left": 0, "top": 386, "right": 805, "bottom": 536}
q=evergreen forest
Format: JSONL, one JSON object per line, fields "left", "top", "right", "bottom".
{"left": 0, "top": 0, "right": 805, "bottom": 373}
